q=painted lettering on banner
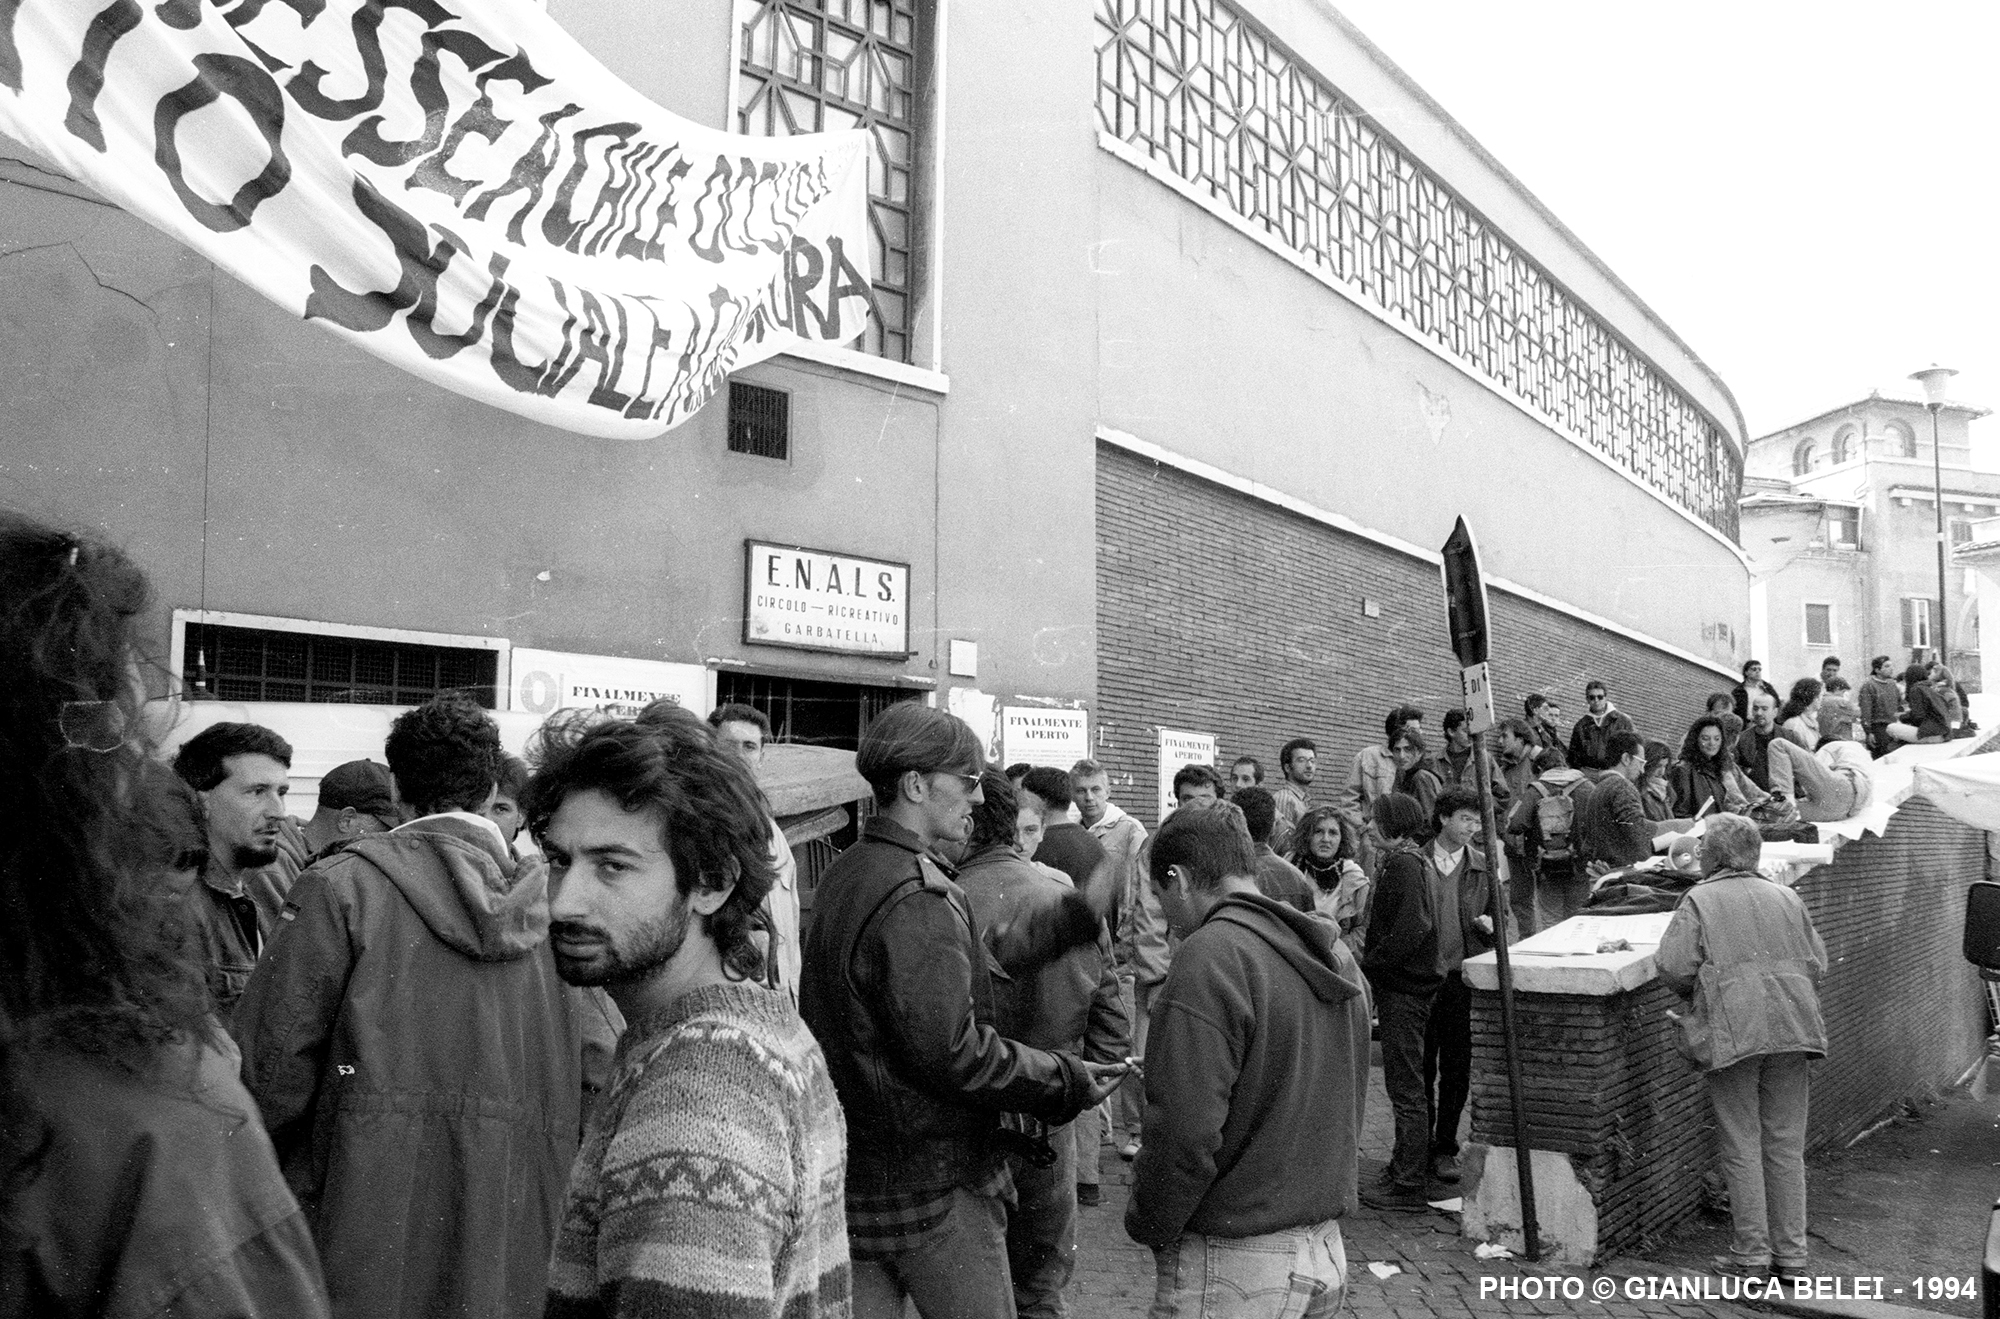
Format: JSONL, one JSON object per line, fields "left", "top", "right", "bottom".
{"left": 0, "top": 0, "right": 871, "bottom": 437}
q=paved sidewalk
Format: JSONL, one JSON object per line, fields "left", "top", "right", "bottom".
{"left": 1070, "top": 1058, "right": 1763, "bottom": 1318}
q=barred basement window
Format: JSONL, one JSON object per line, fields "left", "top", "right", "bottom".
{"left": 728, "top": 382, "right": 791, "bottom": 459}
{"left": 182, "top": 623, "right": 499, "bottom": 708}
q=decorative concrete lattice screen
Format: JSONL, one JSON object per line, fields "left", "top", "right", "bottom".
{"left": 1094, "top": 0, "right": 1742, "bottom": 538}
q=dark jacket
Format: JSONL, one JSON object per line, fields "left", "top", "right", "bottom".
{"left": 1034, "top": 821, "right": 1107, "bottom": 892}
{"left": 798, "top": 816, "right": 1099, "bottom": 1196}
{"left": 1907, "top": 683, "right": 1951, "bottom": 740}
{"left": 1574, "top": 773, "right": 1654, "bottom": 869}
{"left": 1428, "top": 843, "right": 1512, "bottom": 972}
{"left": 1439, "top": 744, "right": 1511, "bottom": 807}
{"left": 1567, "top": 708, "right": 1636, "bottom": 771}
{"left": 187, "top": 867, "right": 264, "bottom": 1027}
{"left": 1736, "top": 724, "right": 1780, "bottom": 791}
{"left": 0, "top": 1036, "right": 330, "bottom": 1318}
{"left": 1731, "top": 679, "right": 1781, "bottom": 724}
{"left": 1125, "top": 892, "right": 1370, "bottom": 1244}
{"left": 1361, "top": 840, "right": 1440, "bottom": 996}
{"left": 1253, "top": 846, "right": 1315, "bottom": 913}
{"left": 1670, "top": 757, "right": 1732, "bottom": 818}
{"left": 957, "top": 845, "right": 1128, "bottom": 1063}
{"left": 233, "top": 814, "right": 581, "bottom": 1319}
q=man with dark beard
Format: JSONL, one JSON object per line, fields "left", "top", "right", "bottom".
{"left": 234, "top": 694, "right": 579, "bottom": 1319}
{"left": 172, "top": 721, "right": 299, "bottom": 1023}
{"left": 533, "top": 707, "right": 850, "bottom": 1318}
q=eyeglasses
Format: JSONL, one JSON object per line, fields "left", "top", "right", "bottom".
{"left": 933, "top": 771, "right": 982, "bottom": 793}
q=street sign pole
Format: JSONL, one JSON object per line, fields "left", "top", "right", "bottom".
{"left": 1440, "top": 517, "right": 1540, "bottom": 1261}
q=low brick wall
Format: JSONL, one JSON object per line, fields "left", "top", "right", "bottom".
{"left": 1469, "top": 980, "right": 1713, "bottom": 1258}
{"left": 1468, "top": 796, "right": 1989, "bottom": 1260}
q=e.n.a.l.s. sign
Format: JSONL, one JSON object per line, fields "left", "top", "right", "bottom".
{"left": 744, "top": 541, "right": 910, "bottom": 659}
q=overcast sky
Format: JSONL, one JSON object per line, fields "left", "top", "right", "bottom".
{"left": 1329, "top": 0, "right": 1998, "bottom": 459}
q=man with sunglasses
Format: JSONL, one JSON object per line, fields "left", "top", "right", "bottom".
{"left": 800, "top": 703, "right": 1130, "bottom": 1319}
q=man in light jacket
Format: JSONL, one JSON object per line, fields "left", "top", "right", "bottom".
{"left": 235, "top": 694, "right": 581, "bottom": 1319}
{"left": 1655, "top": 813, "right": 1827, "bottom": 1281}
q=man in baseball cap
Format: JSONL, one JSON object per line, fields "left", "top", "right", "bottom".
{"left": 300, "top": 759, "right": 400, "bottom": 862}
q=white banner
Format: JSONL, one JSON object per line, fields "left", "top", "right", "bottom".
{"left": 0, "top": 0, "right": 872, "bottom": 438}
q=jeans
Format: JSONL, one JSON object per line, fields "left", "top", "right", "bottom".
{"left": 853, "top": 1186, "right": 1018, "bottom": 1319}
{"left": 1116, "top": 977, "right": 1159, "bottom": 1143}
{"left": 1077, "top": 1101, "right": 1107, "bottom": 1189}
{"left": 1375, "top": 987, "right": 1434, "bottom": 1188}
{"left": 1148, "top": 1219, "right": 1346, "bottom": 1319}
{"left": 1008, "top": 1122, "right": 1076, "bottom": 1319}
{"left": 1423, "top": 972, "right": 1471, "bottom": 1159}
{"left": 1764, "top": 739, "right": 1861, "bottom": 822}
{"left": 1707, "top": 1052, "right": 1812, "bottom": 1268}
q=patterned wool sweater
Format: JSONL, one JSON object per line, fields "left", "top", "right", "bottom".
{"left": 545, "top": 981, "right": 851, "bottom": 1319}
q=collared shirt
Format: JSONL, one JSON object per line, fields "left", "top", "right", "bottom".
{"left": 846, "top": 1161, "right": 1013, "bottom": 1260}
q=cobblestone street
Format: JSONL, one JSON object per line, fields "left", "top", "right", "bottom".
{"left": 1068, "top": 1056, "right": 1763, "bottom": 1319}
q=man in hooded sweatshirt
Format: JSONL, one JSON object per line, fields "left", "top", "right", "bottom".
{"left": 1126, "top": 801, "right": 1370, "bottom": 1317}
{"left": 234, "top": 693, "right": 581, "bottom": 1319}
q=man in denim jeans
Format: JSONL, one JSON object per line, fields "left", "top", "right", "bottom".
{"left": 1126, "top": 803, "right": 1371, "bottom": 1317}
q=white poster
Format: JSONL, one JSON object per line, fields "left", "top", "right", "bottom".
{"left": 744, "top": 541, "right": 910, "bottom": 658}
{"left": 0, "top": 0, "right": 871, "bottom": 437}
{"left": 510, "top": 647, "right": 708, "bottom": 717}
{"left": 1157, "top": 727, "right": 1217, "bottom": 822}
{"left": 1001, "top": 707, "right": 1089, "bottom": 771}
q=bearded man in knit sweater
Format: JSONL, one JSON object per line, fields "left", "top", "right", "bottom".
{"left": 533, "top": 708, "right": 849, "bottom": 1318}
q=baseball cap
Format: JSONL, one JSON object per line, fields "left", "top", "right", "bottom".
{"left": 317, "top": 760, "right": 396, "bottom": 826}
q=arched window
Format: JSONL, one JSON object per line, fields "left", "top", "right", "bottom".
{"left": 1793, "top": 439, "right": 1820, "bottom": 475}
{"left": 1884, "top": 420, "right": 1917, "bottom": 458}
{"left": 1832, "top": 425, "right": 1859, "bottom": 464}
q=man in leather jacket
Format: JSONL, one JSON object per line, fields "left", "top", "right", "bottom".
{"left": 799, "top": 704, "right": 1128, "bottom": 1319}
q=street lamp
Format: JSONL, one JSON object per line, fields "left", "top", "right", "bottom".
{"left": 1910, "top": 364, "right": 1958, "bottom": 666}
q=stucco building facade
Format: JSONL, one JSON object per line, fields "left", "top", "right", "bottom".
{"left": 0, "top": 0, "right": 1751, "bottom": 834}
{"left": 1740, "top": 392, "right": 1994, "bottom": 693}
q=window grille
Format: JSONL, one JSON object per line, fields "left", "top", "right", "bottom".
{"left": 182, "top": 623, "right": 498, "bottom": 708}
{"left": 728, "top": 382, "right": 792, "bottom": 459}
{"left": 1093, "top": 0, "right": 1742, "bottom": 538}
{"left": 1804, "top": 604, "right": 1832, "bottom": 647}
{"left": 738, "top": 0, "right": 923, "bottom": 363}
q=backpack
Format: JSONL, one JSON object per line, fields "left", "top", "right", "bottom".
{"left": 1528, "top": 768, "right": 1589, "bottom": 862}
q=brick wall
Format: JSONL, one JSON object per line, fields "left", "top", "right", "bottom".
{"left": 1468, "top": 981, "right": 1713, "bottom": 1258}
{"left": 1794, "top": 796, "right": 1988, "bottom": 1148}
{"left": 1096, "top": 443, "right": 1732, "bottom": 827}
{"left": 1468, "top": 796, "right": 1988, "bottom": 1259}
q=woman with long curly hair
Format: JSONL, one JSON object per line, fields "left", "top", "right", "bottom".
{"left": 1286, "top": 805, "right": 1369, "bottom": 944}
{"left": 1671, "top": 715, "right": 1767, "bottom": 819}
{"left": 0, "top": 512, "right": 328, "bottom": 1314}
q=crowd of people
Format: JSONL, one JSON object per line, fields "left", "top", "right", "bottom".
{"left": 0, "top": 507, "right": 1887, "bottom": 1316}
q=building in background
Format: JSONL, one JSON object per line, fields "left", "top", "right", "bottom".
{"left": 0, "top": 0, "right": 1750, "bottom": 842}
{"left": 1739, "top": 391, "right": 1994, "bottom": 692}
